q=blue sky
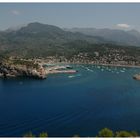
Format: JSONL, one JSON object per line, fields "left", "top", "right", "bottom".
{"left": 0, "top": 3, "right": 140, "bottom": 30}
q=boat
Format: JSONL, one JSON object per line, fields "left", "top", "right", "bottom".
{"left": 65, "top": 65, "right": 73, "bottom": 69}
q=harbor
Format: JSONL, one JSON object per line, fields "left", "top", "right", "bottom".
{"left": 45, "top": 65, "right": 77, "bottom": 75}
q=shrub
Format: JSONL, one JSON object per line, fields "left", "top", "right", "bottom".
{"left": 116, "top": 130, "right": 138, "bottom": 137}
{"left": 23, "top": 131, "right": 36, "bottom": 137}
{"left": 97, "top": 128, "right": 114, "bottom": 137}
{"left": 39, "top": 132, "right": 48, "bottom": 137}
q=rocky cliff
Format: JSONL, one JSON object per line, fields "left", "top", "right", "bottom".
{"left": 0, "top": 60, "right": 46, "bottom": 79}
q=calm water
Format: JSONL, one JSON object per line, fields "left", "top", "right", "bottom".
{"left": 0, "top": 64, "right": 140, "bottom": 137}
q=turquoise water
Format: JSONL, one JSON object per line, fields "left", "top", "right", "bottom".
{"left": 0, "top": 64, "right": 140, "bottom": 137}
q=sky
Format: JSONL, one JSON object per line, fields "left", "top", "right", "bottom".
{"left": 0, "top": 3, "right": 140, "bottom": 31}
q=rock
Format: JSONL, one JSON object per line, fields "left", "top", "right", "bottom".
{"left": 133, "top": 74, "right": 140, "bottom": 80}
{"left": 0, "top": 61, "right": 46, "bottom": 79}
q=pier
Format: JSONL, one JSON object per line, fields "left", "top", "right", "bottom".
{"left": 45, "top": 65, "right": 77, "bottom": 75}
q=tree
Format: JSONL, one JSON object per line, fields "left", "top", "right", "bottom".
{"left": 97, "top": 128, "right": 114, "bottom": 137}
{"left": 116, "top": 131, "right": 134, "bottom": 137}
{"left": 23, "top": 131, "right": 36, "bottom": 137}
{"left": 130, "top": 131, "right": 138, "bottom": 137}
{"left": 39, "top": 132, "right": 48, "bottom": 137}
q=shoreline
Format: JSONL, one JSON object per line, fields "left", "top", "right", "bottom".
{"left": 1, "top": 60, "right": 140, "bottom": 79}
{"left": 89, "top": 63, "right": 140, "bottom": 68}
{"left": 44, "top": 62, "right": 140, "bottom": 68}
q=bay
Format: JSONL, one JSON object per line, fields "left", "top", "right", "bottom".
{"left": 0, "top": 64, "right": 140, "bottom": 137}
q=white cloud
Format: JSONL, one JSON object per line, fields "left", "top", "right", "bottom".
{"left": 11, "top": 10, "right": 20, "bottom": 15}
{"left": 116, "top": 23, "right": 130, "bottom": 28}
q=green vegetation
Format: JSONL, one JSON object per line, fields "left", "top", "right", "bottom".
{"left": 23, "top": 132, "right": 48, "bottom": 137}
{"left": 0, "top": 22, "right": 140, "bottom": 66}
{"left": 97, "top": 128, "right": 114, "bottom": 137}
{"left": 115, "top": 130, "right": 138, "bottom": 137}
{"left": 11, "top": 59, "right": 39, "bottom": 69}
{"left": 39, "top": 132, "right": 48, "bottom": 137}
{"left": 97, "top": 128, "right": 138, "bottom": 137}
{"left": 23, "top": 131, "right": 36, "bottom": 137}
{"left": 0, "top": 22, "right": 104, "bottom": 58}
{"left": 23, "top": 128, "right": 139, "bottom": 137}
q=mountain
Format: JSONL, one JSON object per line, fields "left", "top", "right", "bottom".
{"left": 64, "top": 28, "right": 140, "bottom": 46}
{"left": 0, "top": 22, "right": 111, "bottom": 57}
{"left": 1, "top": 22, "right": 106, "bottom": 44}
{"left": 127, "top": 29, "right": 140, "bottom": 39}
{"left": 0, "top": 22, "right": 140, "bottom": 59}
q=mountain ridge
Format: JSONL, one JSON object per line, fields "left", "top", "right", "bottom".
{"left": 0, "top": 22, "right": 140, "bottom": 59}
{"left": 2, "top": 22, "right": 140, "bottom": 47}
{"left": 64, "top": 27, "right": 140, "bottom": 46}
{"left": 0, "top": 22, "right": 108, "bottom": 57}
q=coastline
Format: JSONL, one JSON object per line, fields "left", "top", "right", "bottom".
{"left": 89, "top": 63, "right": 140, "bottom": 68}
{"left": 44, "top": 62, "right": 140, "bottom": 68}
{"left": 1, "top": 58, "right": 140, "bottom": 80}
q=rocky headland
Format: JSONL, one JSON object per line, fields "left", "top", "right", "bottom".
{"left": 0, "top": 59, "right": 46, "bottom": 79}
{"left": 0, "top": 58, "right": 78, "bottom": 79}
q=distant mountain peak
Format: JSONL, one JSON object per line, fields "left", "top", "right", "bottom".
{"left": 26, "top": 22, "right": 61, "bottom": 29}
{"left": 27, "top": 22, "right": 47, "bottom": 27}
{"left": 17, "top": 22, "right": 64, "bottom": 34}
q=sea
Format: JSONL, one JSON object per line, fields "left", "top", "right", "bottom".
{"left": 0, "top": 64, "right": 140, "bottom": 137}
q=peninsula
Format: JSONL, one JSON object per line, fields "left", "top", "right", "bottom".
{"left": 0, "top": 58, "right": 77, "bottom": 79}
